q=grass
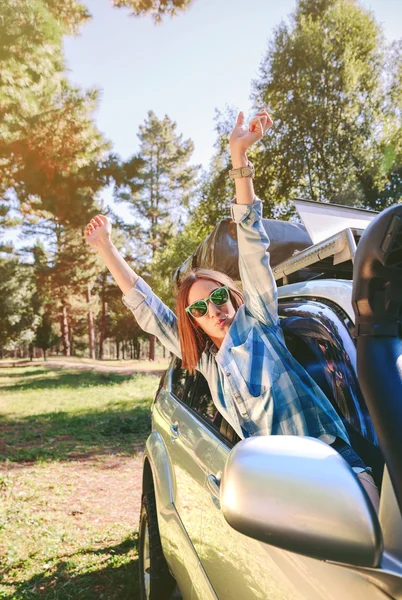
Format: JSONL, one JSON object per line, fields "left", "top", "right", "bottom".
{"left": 0, "top": 365, "right": 161, "bottom": 462}
{"left": 0, "top": 363, "right": 163, "bottom": 599}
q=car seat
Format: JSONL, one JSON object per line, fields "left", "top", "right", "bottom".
{"left": 353, "top": 203, "right": 402, "bottom": 512}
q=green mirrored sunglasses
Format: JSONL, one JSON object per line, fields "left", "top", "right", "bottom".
{"left": 185, "top": 286, "right": 230, "bottom": 318}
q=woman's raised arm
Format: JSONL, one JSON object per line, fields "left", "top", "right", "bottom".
{"left": 85, "top": 216, "right": 182, "bottom": 358}
{"left": 229, "top": 110, "right": 272, "bottom": 207}
{"left": 228, "top": 111, "right": 279, "bottom": 326}
{"left": 85, "top": 215, "right": 139, "bottom": 295}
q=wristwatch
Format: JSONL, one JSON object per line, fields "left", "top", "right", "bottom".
{"left": 228, "top": 160, "right": 255, "bottom": 180}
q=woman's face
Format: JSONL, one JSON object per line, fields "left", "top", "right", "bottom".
{"left": 187, "top": 279, "right": 237, "bottom": 348}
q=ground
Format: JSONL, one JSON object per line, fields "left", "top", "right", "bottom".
{"left": 0, "top": 358, "right": 169, "bottom": 600}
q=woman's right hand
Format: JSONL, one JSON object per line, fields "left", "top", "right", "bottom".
{"left": 84, "top": 215, "right": 112, "bottom": 249}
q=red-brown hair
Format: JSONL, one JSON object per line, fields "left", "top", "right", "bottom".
{"left": 176, "top": 269, "right": 244, "bottom": 373}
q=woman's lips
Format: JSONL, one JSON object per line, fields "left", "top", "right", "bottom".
{"left": 216, "top": 318, "right": 227, "bottom": 327}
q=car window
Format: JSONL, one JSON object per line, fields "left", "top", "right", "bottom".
{"left": 189, "top": 373, "right": 221, "bottom": 426}
{"left": 189, "top": 371, "right": 241, "bottom": 446}
{"left": 279, "top": 299, "right": 377, "bottom": 445}
{"left": 171, "top": 357, "right": 194, "bottom": 402}
{"left": 170, "top": 358, "right": 240, "bottom": 446}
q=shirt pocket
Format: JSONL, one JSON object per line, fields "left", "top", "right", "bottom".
{"left": 229, "top": 327, "right": 281, "bottom": 398}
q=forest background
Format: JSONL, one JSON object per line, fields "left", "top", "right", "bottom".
{"left": 1, "top": 0, "right": 402, "bottom": 362}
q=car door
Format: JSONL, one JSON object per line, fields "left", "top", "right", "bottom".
{"left": 195, "top": 396, "right": 309, "bottom": 600}
{"left": 167, "top": 357, "right": 220, "bottom": 557}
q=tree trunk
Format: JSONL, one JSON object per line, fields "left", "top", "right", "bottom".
{"left": 60, "top": 304, "right": 71, "bottom": 356}
{"left": 43, "top": 349, "right": 47, "bottom": 361}
{"left": 87, "top": 283, "right": 95, "bottom": 360}
{"left": 116, "top": 340, "right": 120, "bottom": 360}
{"left": 99, "top": 275, "right": 107, "bottom": 360}
{"left": 149, "top": 334, "right": 155, "bottom": 361}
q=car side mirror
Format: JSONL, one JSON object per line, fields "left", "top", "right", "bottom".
{"left": 221, "top": 436, "right": 383, "bottom": 567}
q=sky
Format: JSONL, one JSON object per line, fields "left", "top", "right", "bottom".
{"left": 61, "top": 0, "right": 402, "bottom": 220}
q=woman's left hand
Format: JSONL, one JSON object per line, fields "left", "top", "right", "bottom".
{"left": 229, "top": 109, "right": 273, "bottom": 164}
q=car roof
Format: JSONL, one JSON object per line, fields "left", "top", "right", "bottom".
{"left": 278, "top": 279, "right": 354, "bottom": 322}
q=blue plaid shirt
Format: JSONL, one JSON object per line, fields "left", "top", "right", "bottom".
{"left": 123, "top": 199, "right": 349, "bottom": 444}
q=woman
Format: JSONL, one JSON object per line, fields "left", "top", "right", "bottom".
{"left": 85, "top": 110, "right": 379, "bottom": 509}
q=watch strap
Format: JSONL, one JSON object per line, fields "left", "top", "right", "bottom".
{"left": 228, "top": 160, "right": 255, "bottom": 180}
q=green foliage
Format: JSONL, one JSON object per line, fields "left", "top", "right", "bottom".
{"left": 116, "top": 111, "right": 199, "bottom": 264}
{"left": 150, "top": 107, "right": 290, "bottom": 300}
{"left": 111, "top": 0, "right": 193, "bottom": 22}
{"left": 4, "top": 0, "right": 402, "bottom": 358}
{"left": 252, "top": 0, "right": 391, "bottom": 206}
{"left": 115, "top": 111, "right": 201, "bottom": 318}
{"left": 34, "top": 312, "right": 59, "bottom": 358}
{"left": 0, "top": 0, "right": 197, "bottom": 356}
{"left": 44, "top": 0, "right": 91, "bottom": 33}
{"left": 182, "top": 108, "right": 237, "bottom": 243}
{"left": 0, "top": 0, "right": 109, "bottom": 222}
{"left": 151, "top": 220, "right": 201, "bottom": 307}
{"left": 186, "top": 106, "right": 284, "bottom": 247}
{"left": 0, "top": 257, "right": 38, "bottom": 350}
{"left": 106, "top": 285, "right": 144, "bottom": 345}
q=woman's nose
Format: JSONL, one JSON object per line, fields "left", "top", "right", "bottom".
{"left": 207, "top": 301, "right": 222, "bottom": 317}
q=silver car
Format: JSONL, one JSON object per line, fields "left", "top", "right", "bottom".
{"left": 137, "top": 203, "right": 402, "bottom": 600}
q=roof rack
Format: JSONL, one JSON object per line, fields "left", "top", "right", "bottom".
{"left": 273, "top": 227, "right": 363, "bottom": 285}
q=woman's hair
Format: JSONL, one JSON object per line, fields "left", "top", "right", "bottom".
{"left": 176, "top": 269, "right": 244, "bottom": 373}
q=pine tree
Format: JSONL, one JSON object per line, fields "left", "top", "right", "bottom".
{"left": 0, "top": 258, "right": 38, "bottom": 355}
{"left": 116, "top": 112, "right": 198, "bottom": 359}
{"left": 117, "top": 111, "right": 198, "bottom": 261}
{"left": 34, "top": 312, "right": 58, "bottom": 360}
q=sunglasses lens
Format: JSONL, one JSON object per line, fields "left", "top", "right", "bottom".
{"left": 211, "top": 287, "right": 229, "bottom": 306}
{"left": 189, "top": 302, "right": 207, "bottom": 318}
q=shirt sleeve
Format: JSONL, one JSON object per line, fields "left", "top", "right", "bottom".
{"left": 122, "top": 277, "right": 182, "bottom": 358}
{"left": 231, "top": 198, "right": 279, "bottom": 326}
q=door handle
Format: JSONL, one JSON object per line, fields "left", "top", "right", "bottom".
{"left": 170, "top": 423, "right": 179, "bottom": 441}
{"left": 207, "top": 473, "right": 221, "bottom": 499}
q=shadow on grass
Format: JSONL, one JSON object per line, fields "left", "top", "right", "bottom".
{"left": 0, "top": 404, "right": 153, "bottom": 463}
{"left": 1, "top": 536, "right": 141, "bottom": 600}
{"left": 0, "top": 369, "right": 135, "bottom": 392}
{"left": 0, "top": 370, "right": 52, "bottom": 380}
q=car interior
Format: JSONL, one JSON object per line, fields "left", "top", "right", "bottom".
{"left": 280, "top": 317, "right": 384, "bottom": 488}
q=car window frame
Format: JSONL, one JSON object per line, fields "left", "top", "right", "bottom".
{"left": 168, "top": 357, "right": 240, "bottom": 448}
